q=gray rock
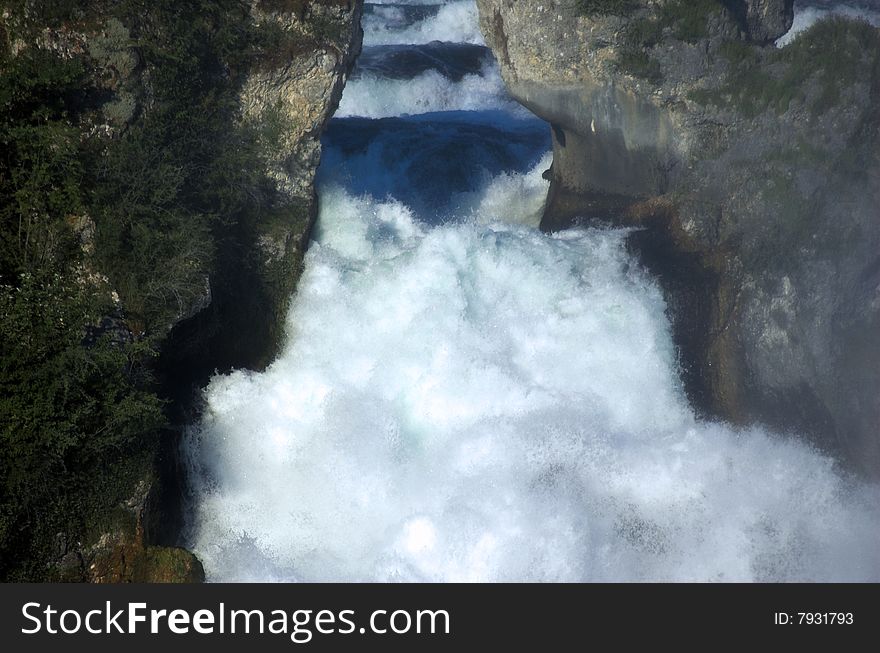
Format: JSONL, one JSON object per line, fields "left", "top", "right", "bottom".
{"left": 477, "top": 0, "right": 880, "bottom": 476}
{"left": 744, "top": 0, "right": 796, "bottom": 43}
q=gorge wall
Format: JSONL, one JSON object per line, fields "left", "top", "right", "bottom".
{"left": 162, "top": 0, "right": 364, "bottom": 386}
{"left": 0, "top": 0, "right": 362, "bottom": 580}
{"left": 476, "top": 0, "right": 880, "bottom": 477}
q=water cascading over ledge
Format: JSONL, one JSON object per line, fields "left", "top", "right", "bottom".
{"left": 183, "top": 1, "right": 880, "bottom": 582}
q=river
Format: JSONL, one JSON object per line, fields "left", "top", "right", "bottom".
{"left": 183, "top": 0, "right": 880, "bottom": 582}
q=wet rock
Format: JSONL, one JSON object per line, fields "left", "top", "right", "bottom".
{"left": 476, "top": 0, "right": 880, "bottom": 476}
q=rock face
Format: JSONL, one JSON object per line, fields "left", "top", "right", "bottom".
{"left": 163, "top": 1, "right": 364, "bottom": 379}
{"left": 477, "top": 0, "right": 880, "bottom": 476}
{"left": 744, "top": 0, "right": 796, "bottom": 42}
{"left": 239, "top": 0, "right": 364, "bottom": 342}
{"left": 122, "top": 2, "right": 363, "bottom": 580}
{"left": 1, "top": 0, "right": 362, "bottom": 580}
{"left": 56, "top": 478, "right": 205, "bottom": 583}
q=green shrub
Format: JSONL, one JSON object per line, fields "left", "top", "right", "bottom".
{"left": 691, "top": 17, "right": 880, "bottom": 117}
{"left": 86, "top": 0, "right": 272, "bottom": 335}
{"left": 0, "top": 273, "right": 163, "bottom": 579}
{"left": 0, "top": 47, "right": 87, "bottom": 279}
{"left": 615, "top": 48, "right": 663, "bottom": 82}
{"left": 658, "top": 0, "right": 721, "bottom": 43}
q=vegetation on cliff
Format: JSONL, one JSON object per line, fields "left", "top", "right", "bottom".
{"left": 575, "top": 0, "right": 639, "bottom": 16}
{"left": 477, "top": 0, "right": 880, "bottom": 476}
{"left": 691, "top": 18, "right": 880, "bottom": 117}
{"left": 0, "top": 14, "right": 162, "bottom": 577}
{"left": 0, "top": 0, "right": 355, "bottom": 580}
{"left": 612, "top": 0, "right": 723, "bottom": 80}
{"left": 574, "top": 0, "right": 726, "bottom": 81}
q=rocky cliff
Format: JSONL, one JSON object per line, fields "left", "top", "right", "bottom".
{"left": 163, "top": 0, "right": 364, "bottom": 383}
{"left": 0, "top": 0, "right": 362, "bottom": 580}
{"left": 477, "top": 0, "right": 880, "bottom": 477}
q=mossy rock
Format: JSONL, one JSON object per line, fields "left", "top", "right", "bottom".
{"left": 89, "top": 542, "right": 205, "bottom": 583}
{"left": 690, "top": 17, "right": 880, "bottom": 117}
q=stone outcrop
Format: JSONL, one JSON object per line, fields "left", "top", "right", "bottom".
{"left": 744, "top": 0, "right": 796, "bottom": 42}
{"left": 119, "top": 1, "right": 363, "bottom": 580}
{"left": 240, "top": 0, "right": 364, "bottom": 336}
{"left": 1, "top": 0, "right": 362, "bottom": 580}
{"left": 56, "top": 477, "right": 204, "bottom": 583}
{"left": 163, "top": 0, "right": 364, "bottom": 378}
{"left": 477, "top": 0, "right": 880, "bottom": 476}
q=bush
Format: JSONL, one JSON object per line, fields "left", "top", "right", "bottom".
{"left": 0, "top": 47, "right": 87, "bottom": 280}
{"left": 658, "top": 0, "right": 720, "bottom": 43}
{"left": 0, "top": 0, "right": 281, "bottom": 579}
{"left": 615, "top": 48, "right": 663, "bottom": 82}
{"left": 0, "top": 273, "right": 163, "bottom": 579}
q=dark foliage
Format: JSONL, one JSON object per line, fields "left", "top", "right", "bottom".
{"left": 0, "top": 0, "right": 305, "bottom": 578}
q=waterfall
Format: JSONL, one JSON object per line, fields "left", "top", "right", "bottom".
{"left": 184, "top": 1, "right": 880, "bottom": 582}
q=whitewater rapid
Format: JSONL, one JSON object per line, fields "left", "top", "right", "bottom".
{"left": 184, "top": 1, "right": 880, "bottom": 582}
{"left": 362, "top": 0, "right": 485, "bottom": 46}
{"left": 777, "top": 0, "right": 880, "bottom": 46}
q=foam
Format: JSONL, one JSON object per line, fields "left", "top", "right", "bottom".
{"left": 363, "top": 1, "right": 485, "bottom": 46}
{"left": 183, "top": 0, "right": 880, "bottom": 585}
{"left": 184, "top": 184, "right": 880, "bottom": 582}
{"left": 337, "top": 62, "right": 525, "bottom": 118}
{"left": 317, "top": 113, "right": 550, "bottom": 220}
{"left": 466, "top": 151, "right": 553, "bottom": 226}
{"left": 777, "top": 1, "right": 880, "bottom": 46}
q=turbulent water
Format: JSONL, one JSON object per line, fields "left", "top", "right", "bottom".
{"left": 777, "top": 0, "right": 880, "bottom": 45}
{"left": 184, "top": 1, "right": 880, "bottom": 582}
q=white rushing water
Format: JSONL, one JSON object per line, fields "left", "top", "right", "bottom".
{"left": 184, "top": 1, "right": 880, "bottom": 582}
{"left": 363, "top": 1, "right": 485, "bottom": 46}
{"left": 777, "top": 0, "right": 880, "bottom": 46}
{"left": 337, "top": 60, "right": 525, "bottom": 118}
